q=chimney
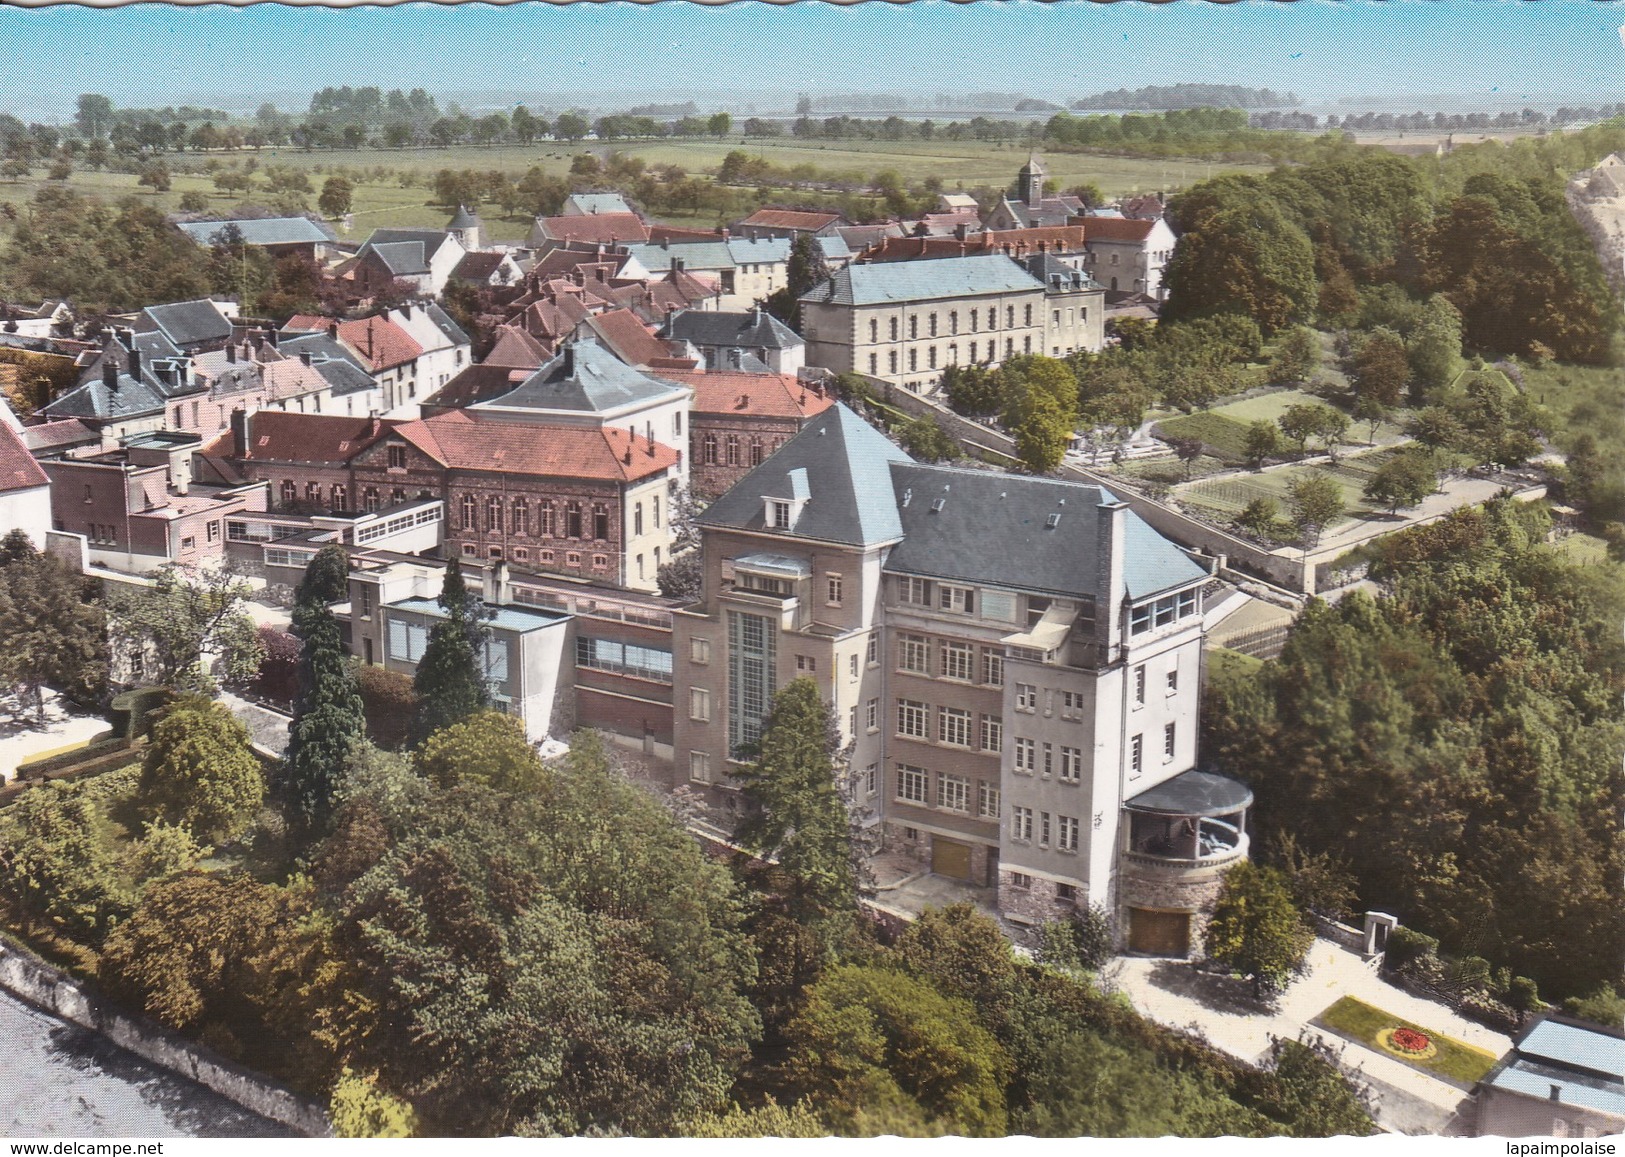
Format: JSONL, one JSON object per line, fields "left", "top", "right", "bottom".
{"left": 660, "top": 236, "right": 669, "bottom": 250}
{"left": 562, "top": 345, "right": 575, "bottom": 377}
{"left": 1550, "top": 1085, "right": 1562, "bottom": 1103}
{"left": 955, "top": 222, "right": 968, "bottom": 241}
{"left": 265, "top": 327, "right": 279, "bottom": 348}
{"left": 230, "top": 408, "right": 249, "bottom": 458}
{"left": 226, "top": 343, "right": 237, "bottom": 364}
{"left": 729, "top": 347, "right": 743, "bottom": 369}
{"left": 128, "top": 349, "right": 141, "bottom": 380}
{"left": 646, "top": 421, "right": 656, "bottom": 456}
{"left": 300, "top": 350, "right": 313, "bottom": 367}
{"left": 672, "top": 257, "right": 685, "bottom": 273}
{"left": 328, "top": 321, "right": 339, "bottom": 340}
{"left": 623, "top": 441, "right": 633, "bottom": 465}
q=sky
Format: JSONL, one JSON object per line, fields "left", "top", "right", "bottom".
{"left": 3, "top": 1, "right": 1625, "bottom": 119}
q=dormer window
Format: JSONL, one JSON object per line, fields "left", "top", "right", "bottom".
{"left": 763, "top": 467, "right": 810, "bottom": 532}
{"left": 768, "top": 500, "right": 790, "bottom": 529}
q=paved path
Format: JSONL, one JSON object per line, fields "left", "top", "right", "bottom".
{"left": 1107, "top": 938, "right": 1508, "bottom": 1135}
{"left": 0, "top": 693, "right": 110, "bottom": 781}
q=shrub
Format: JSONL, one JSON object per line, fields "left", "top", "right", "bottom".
{"left": 355, "top": 663, "right": 416, "bottom": 750}
{"left": 109, "top": 687, "right": 175, "bottom": 739}
{"left": 1383, "top": 926, "right": 1439, "bottom": 971}
{"left": 1508, "top": 976, "right": 1543, "bottom": 1013}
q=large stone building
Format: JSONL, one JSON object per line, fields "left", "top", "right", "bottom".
{"left": 671, "top": 403, "right": 1248, "bottom": 945}
{"left": 798, "top": 255, "right": 1050, "bottom": 392}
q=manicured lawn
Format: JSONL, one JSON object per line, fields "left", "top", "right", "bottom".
{"left": 1152, "top": 411, "right": 1254, "bottom": 462}
{"left": 1209, "top": 388, "right": 1327, "bottom": 425}
{"left": 1316, "top": 995, "right": 1500, "bottom": 1087}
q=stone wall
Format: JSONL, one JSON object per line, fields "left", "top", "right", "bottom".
{"left": 0, "top": 943, "right": 330, "bottom": 1137}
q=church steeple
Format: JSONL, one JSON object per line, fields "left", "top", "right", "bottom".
{"left": 1018, "top": 153, "right": 1047, "bottom": 206}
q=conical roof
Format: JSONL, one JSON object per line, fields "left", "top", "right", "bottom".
{"left": 448, "top": 203, "right": 482, "bottom": 230}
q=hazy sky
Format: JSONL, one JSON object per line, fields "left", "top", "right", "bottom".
{"left": 3, "top": 1, "right": 1624, "bottom": 118}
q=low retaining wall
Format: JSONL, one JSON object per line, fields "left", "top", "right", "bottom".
{"left": 1313, "top": 913, "right": 1367, "bottom": 953}
{"left": 0, "top": 942, "right": 330, "bottom": 1137}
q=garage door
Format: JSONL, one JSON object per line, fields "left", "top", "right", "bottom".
{"left": 931, "top": 838, "right": 973, "bottom": 882}
{"left": 1128, "top": 908, "right": 1190, "bottom": 957}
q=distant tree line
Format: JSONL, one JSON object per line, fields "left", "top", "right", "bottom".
{"left": 1072, "top": 84, "right": 1299, "bottom": 111}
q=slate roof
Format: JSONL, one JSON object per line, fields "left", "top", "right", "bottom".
{"left": 175, "top": 217, "right": 336, "bottom": 247}
{"left": 650, "top": 367, "right": 833, "bottom": 422}
{"left": 1024, "top": 252, "right": 1101, "bottom": 290}
{"left": 139, "top": 300, "right": 234, "bottom": 349}
{"left": 276, "top": 332, "right": 378, "bottom": 397}
{"left": 1125, "top": 770, "right": 1253, "bottom": 816}
{"left": 363, "top": 241, "right": 431, "bottom": 278}
{"left": 422, "top": 364, "right": 532, "bottom": 412}
{"left": 1485, "top": 1016, "right": 1625, "bottom": 1120}
{"left": 625, "top": 240, "right": 736, "bottom": 274}
{"left": 725, "top": 236, "right": 791, "bottom": 266}
{"left": 367, "top": 228, "right": 450, "bottom": 247}
{"left": 475, "top": 341, "right": 685, "bottom": 416}
{"left": 394, "top": 409, "right": 677, "bottom": 483}
{"left": 697, "top": 403, "right": 911, "bottom": 547}
{"left": 817, "top": 235, "right": 854, "bottom": 262}
{"left": 837, "top": 223, "right": 906, "bottom": 251}
{"left": 1123, "top": 517, "right": 1208, "bottom": 598}
{"left": 483, "top": 325, "right": 552, "bottom": 370}
{"left": 802, "top": 254, "right": 1044, "bottom": 306}
{"left": 447, "top": 204, "right": 481, "bottom": 230}
{"left": 659, "top": 308, "right": 803, "bottom": 350}
{"left": 452, "top": 252, "right": 508, "bottom": 282}
{"left": 21, "top": 418, "right": 99, "bottom": 454}
{"left": 564, "top": 193, "right": 634, "bottom": 217}
{"left": 0, "top": 421, "right": 48, "bottom": 493}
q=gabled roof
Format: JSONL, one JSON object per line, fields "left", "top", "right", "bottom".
{"left": 816, "top": 235, "right": 854, "bottom": 262}
{"left": 1086, "top": 217, "right": 1160, "bottom": 243}
{"left": 362, "top": 240, "right": 431, "bottom": 277}
{"left": 139, "top": 299, "right": 234, "bottom": 348}
{"left": 21, "top": 418, "right": 99, "bottom": 454}
{"left": 175, "top": 216, "right": 336, "bottom": 248}
{"left": 837, "top": 223, "right": 907, "bottom": 250}
{"left": 564, "top": 193, "right": 634, "bottom": 217}
{"left": 483, "top": 325, "right": 551, "bottom": 370}
{"left": 394, "top": 409, "right": 676, "bottom": 483}
{"left": 651, "top": 367, "right": 833, "bottom": 422}
{"left": 725, "top": 236, "right": 792, "bottom": 265}
{"left": 624, "top": 240, "right": 735, "bottom": 274}
{"left": 697, "top": 403, "right": 911, "bottom": 546}
{"left": 422, "top": 364, "right": 531, "bottom": 412}
{"left": 659, "top": 308, "right": 803, "bottom": 350}
{"left": 199, "top": 412, "right": 398, "bottom": 466}
{"left": 475, "top": 341, "right": 685, "bottom": 417}
{"left": 451, "top": 251, "right": 508, "bottom": 282}
{"left": 335, "top": 316, "right": 423, "bottom": 371}
{"left": 0, "top": 422, "right": 48, "bottom": 493}
{"left": 580, "top": 309, "right": 671, "bottom": 369}
{"left": 803, "top": 254, "right": 1044, "bottom": 306}
{"left": 738, "top": 209, "right": 843, "bottom": 232}
{"left": 367, "top": 227, "right": 450, "bottom": 247}
{"left": 42, "top": 370, "right": 166, "bottom": 422}
{"left": 534, "top": 213, "right": 650, "bottom": 246}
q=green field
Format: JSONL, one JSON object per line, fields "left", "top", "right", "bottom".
{"left": 1315, "top": 996, "right": 1500, "bottom": 1087}
{"left": 0, "top": 137, "right": 1273, "bottom": 248}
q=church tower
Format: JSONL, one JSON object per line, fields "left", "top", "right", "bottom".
{"left": 1018, "top": 154, "right": 1047, "bottom": 206}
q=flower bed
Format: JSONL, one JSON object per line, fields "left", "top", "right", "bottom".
{"left": 1315, "top": 996, "right": 1497, "bottom": 1087}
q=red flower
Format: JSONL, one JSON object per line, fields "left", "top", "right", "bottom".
{"left": 1390, "top": 1027, "right": 1431, "bottom": 1053}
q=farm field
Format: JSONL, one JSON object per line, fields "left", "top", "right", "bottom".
{"left": 1177, "top": 448, "right": 1399, "bottom": 528}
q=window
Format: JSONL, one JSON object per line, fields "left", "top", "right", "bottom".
{"left": 768, "top": 500, "right": 790, "bottom": 529}
{"left": 1006, "top": 305, "right": 1015, "bottom": 328}
{"left": 332, "top": 484, "right": 347, "bottom": 512}
{"left": 592, "top": 504, "right": 609, "bottom": 540}
{"left": 1015, "top": 682, "right": 1037, "bottom": 712}
{"left": 388, "top": 444, "right": 407, "bottom": 469}
{"left": 978, "top": 781, "right": 1001, "bottom": 819}
{"left": 652, "top": 495, "right": 661, "bottom": 528}
{"left": 888, "top": 350, "right": 897, "bottom": 374}
{"left": 981, "top": 590, "right": 1017, "bottom": 623}
{"left": 358, "top": 586, "right": 372, "bottom": 618}
{"left": 889, "top": 317, "right": 899, "bottom": 341}
{"left": 940, "top": 640, "right": 974, "bottom": 681}
{"left": 591, "top": 553, "right": 608, "bottom": 571}
{"left": 899, "top": 634, "right": 929, "bottom": 673}
{"left": 897, "top": 699, "right": 928, "bottom": 738}
{"left": 363, "top": 488, "right": 380, "bottom": 513}
{"left": 980, "top": 714, "right": 1003, "bottom": 753}
{"left": 1040, "top": 811, "right": 1051, "bottom": 847}
{"left": 867, "top": 635, "right": 879, "bottom": 666}
{"left": 1167, "top": 667, "right": 1179, "bottom": 695}
{"left": 1058, "top": 815, "right": 1080, "bottom": 852}
{"left": 689, "top": 751, "right": 711, "bottom": 783}
{"left": 180, "top": 536, "right": 196, "bottom": 552}
{"left": 870, "top": 318, "right": 879, "bottom": 343}
{"left": 566, "top": 501, "right": 582, "bottom": 539}
{"left": 827, "top": 573, "right": 843, "bottom": 605}
{"left": 673, "top": 412, "right": 681, "bottom": 438}
{"left": 206, "top": 520, "right": 219, "bottom": 542}
{"left": 987, "top": 307, "right": 996, "bottom": 330}
{"left": 1024, "top": 303, "right": 1033, "bottom": 326}
{"left": 938, "top": 707, "right": 972, "bottom": 747}
{"left": 1011, "top": 806, "right": 1033, "bottom": 842}
{"left": 937, "top": 773, "right": 969, "bottom": 812}
{"left": 634, "top": 503, "right": 643, "bottom": 536}
{"left": 1061, "top": 689, "right": 1084, "bottom": 715}
{"left": 1134, "top": 664, "right": 1146, "bottom": 706}
{"left": 703, "top": 433, "right": 718, "bottom": 464}
{"left": 928, "top": 346, "right": 937, "bottom": 369}
{"left": 512, "top": 497, "right": 528, "bottom": 536}
{"left": 1042, "top": 742, "right": 1054, "bottom": 777}
{"left": 690, "top": 637, "right": 711, "bottom": 664}
{"left": 866, "top": 698, "right": 879, "bottom": 732}
{"left": 690, "top": 688, "right": 711, "bottom": 722}
{"left": 982, "top": 651, "right": 1004, "bottom": 686}
{"left": 898, "top": 575, "right": 931, "bottom": 605}
{"left": 907, "top": 349, "right": 917, "bottom": 372}
{"left": 1059, "top": 746, "right": 1082, "bottom": 783}
{"left": 576, "top": 637, "right": 675, "bottom": 682}
{"left": 1014, "top": 737, "right": 1036, "bottom": 773}
{"left": 796, "top": 654, "right": 816, "bottom": 673}
{"left": 949, "top": 310, "right": 958, "bottom": 334}
{"left": 1130, "top": 604, "right": 1151, "bottom": 635}
{"left": 868, "top": 352, "right": 878, "bottom": 374}
{"left": 908, "top": 315, "right": 918, "bottom": 339}
{"left": 1130, "top": 733, "right": 1144, "bottom": 776}
{"left": 725, "top": 434, "right": 740, "bottom": 466}
{"left": 1164, "top": 721, "right": 1176, "bottom": 760}
{"left": 304, "top": 481, "right": 321, "bottom": 506}
{"left": 898, "top": 764, "right": 929, "bottom": 804}
{"left": 928, "top": 313, "right": 938, "bottom": 337}
{"left": 865, "top": 763, "right": 878, "bottom": 796}
{"left": 937, "top": 584, "right": 974, "bottom": 614}
{"left": 728, "top": 611, "right": 777, "bottom": 756}
{"left": 486, "top": 496, "right": 502, "bottom": 532}
{"left": 538, "top": 502, "right": 554, "bottom": 537}
{"left": 1056, "top": 882, "right": 1077, "bottom": 902}
{"left": 280, "top": 480, "right": 296, "bottom": 506}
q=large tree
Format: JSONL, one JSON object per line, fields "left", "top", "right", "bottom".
{"left": 139, "top": 695, "right": 265, "bottom": 845}
{"left": 1204, "top": 861, "right": 1313, "bottom": 998}
{"left": 413, "top": 709, "right": 545, "bottom": 795}
{"left": 105, "top": 564, "right": 262, "bottom": 693}
{"left": 0, "top": 531, "right": 107, "bottom": 717}
{"left": 285, "top": 593, "right": 366, "bottom": 834}
{"left": 0, "top": 780, "right": 129, "bottom": 945}
{"left": 1162, "top": 198, "right": 1317, "bottom": 335}
{"left": 410, "top": 558, "right": 490, "bottom": 743}
{"left": 735, "top": 677, "right": 856, "bottom": 948}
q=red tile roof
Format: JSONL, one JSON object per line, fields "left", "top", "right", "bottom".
{"left": 648, "top": 224, "right": 725, "bottom": 243}
{"left": 535, "top": 213, "right": 650, "bottom": 246}
{"left": 483, "top": 325, "right": 551, "bottom": 370}
{"left": 198, "top": 412, "right": 399, "bottom": 466}
{"left": 583, "top": 308, "right": 670, "bottom": 368}
{"left": 739, "top": 209, "right": 842, "bottom": 232}
{"left": 21, "top": 418, "right": 100, "bottom": 453}
{"left": 335, "top": 316, "right": 423, "bottom": 371}
{"left": 860, "top": 225, "right": 1089, "bottom": 264}
{"left": 1084, "top": 217, "right": 1158, "bottom": 242}
{"left": 394, "top": 409, "right": 677, "bottom": 483}
{"left": 654, "top": 368, "right": 835, "bottom": 422}
{"left": 0, "top": 422, "right": 49, "bottom": 493}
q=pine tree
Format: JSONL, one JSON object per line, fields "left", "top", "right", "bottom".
{"left": 735, "top": 677, "right": 856, "bottom": 949}
{"left": 411, "top": 557, "right": 489, "bottom": 743}
{"left": 285, "top": 594, "right": 365, "bottom": 833}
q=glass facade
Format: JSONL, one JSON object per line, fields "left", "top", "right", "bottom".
{"left": 728, "top": 611, "right": 776, "bottom": 758}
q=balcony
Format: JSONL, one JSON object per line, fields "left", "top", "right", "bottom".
{"left": 1123, "top": 818, "right": 1248, "bottom": 870}
{"left": 1119, "top": 770, "right": 1253, "bottom": 910}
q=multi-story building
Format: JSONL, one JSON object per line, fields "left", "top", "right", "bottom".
{"left": 798, "top": 255, "right": 1049, "bottom": 392}
{"left": 672, "top": 403, "right": 1248, "bottom": 950}
{"left": 1081, "top": 215, "right": 1178, "bottom": 299}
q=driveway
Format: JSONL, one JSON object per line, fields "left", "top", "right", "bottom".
{"left": 1106, "top": 938, "right": 1509, "bottom": 1135}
